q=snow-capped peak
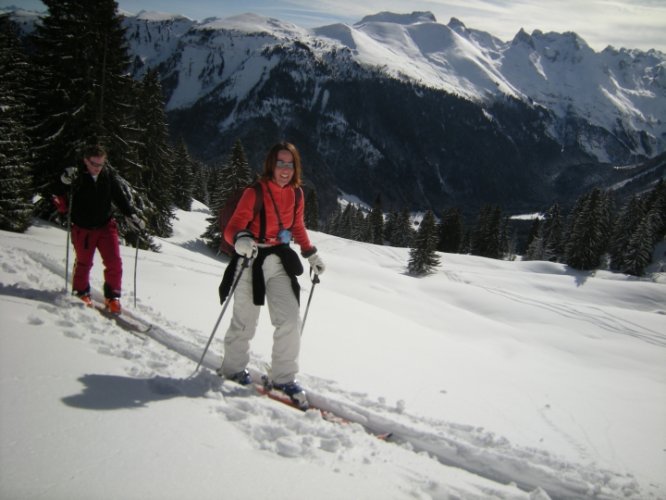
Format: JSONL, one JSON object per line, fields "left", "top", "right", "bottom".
{"left": 132, "top": 10, "right": 192, "bottom": 23}
{"left": 198, "top": 12, "right": 309, "bottom": 39}
{"left": 315, "top": 11, "right": 520, "bottom": 101}
{"left": 355, "top": 11, "right": 437, "bottom": 26}
{"left": 118, "top": 7, "right": 665, "bottom": 158}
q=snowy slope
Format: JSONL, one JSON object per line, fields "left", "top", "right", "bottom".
{"left": 1, "top": 202, "right": 664, "bottom": 499}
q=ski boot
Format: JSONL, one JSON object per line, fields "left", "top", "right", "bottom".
{"left": 269, "top": 380, "right": 309, "bottom": 410}
{"left": 78, "top": 293, "right": 93, "bottom": 307}
{"left": 105, "top": 298, "right": 122, "bottom": 315}
{"left": 226, "top": 369, "right": 252, "bottom": 386}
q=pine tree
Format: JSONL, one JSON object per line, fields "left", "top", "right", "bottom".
{"left": 325, "top": 203, "right": 342, "bottom": 236}
{"left": 351, "top": 207, "right": 367, "bottom": 242}
{"left": 621, "top": 211, "right": 657, "bottom": 276}
{"left": 609, "top": 195, "right": 645, "bottom": 270}
{"left": 524, "top": 218, "right": 541, "bottom": 255}
{"left": 645, "top": 180, "right": 666, "bottom": 245}
{"left": 437, "top": 208, "right": 463, "bottom": 253}
{"left": 524, "top": 222, "right": 545, "bottom": 261}
{"left": 391, "top": 207, "right": 415, "bottom": 247}
{"left": 384, "top": 210, "right": 398, "bottom": 245}
{"left": 337, "top": 204, "right": 355, "bottom": 239}
{"left": 503, "top": 218, "right": 517, "bottom": 260}
{"left": 460, "top": 228, "right": 472, "bottom": 254}
{"left": 206, "top": 167, "right": 225, "bottom": 214}
{"left": 407, "top": 210, "right": 440, "bottom": 275}
{"left": 0, "top": 16, "right": 34, "bottom": 232}
{"left": 201, "top": 140, "right": 254, "bottom": 250}
{"left": 564, "top": 188, "right": 611, "bottom": 270}
{"left": 190, "top": 160, "right": 210, "bottom": 206}
{"left": 30, "top": 0, "right": 136, "bottom": 204}
{"left": 135, "top": 69, "right": 175, "bottom": 237}
{"left": 172, "top": 139, "right": 194, "bottom": 211}
{"left": 200, "top": 167, "right": 225, "bottom": 250}
{"left": 471, "top": 205, "right": 502, "bottom": 259}
{"left": 219, "top": 139, "right": 253, "bottom": 201}
{"left": 613, "top": 181, "right": 666, "bottom": 276}
{"left": 368, "top": 194, "right": 384, "bottom": 245}
{"left": 304, "top": 188, "right": 319, "bottom": 230}
{"left": 543, "top": 203, "right": 564, "bottom": 261}
{"left": 598, "top": 190, "right": 614, "bottom": 258}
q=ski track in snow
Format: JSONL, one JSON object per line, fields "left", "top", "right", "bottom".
{"left": 473, "top": 283, "right": 666, "bottom": 348}
{"left": 1, "top": 224, "right": 658, "bottom": 500}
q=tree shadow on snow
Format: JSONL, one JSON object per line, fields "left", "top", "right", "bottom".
{"left": 564, "top": 268, "right": 593, "bottom": 287}
{"left": 62, "top": 372, "right": 222, "bottom": 410}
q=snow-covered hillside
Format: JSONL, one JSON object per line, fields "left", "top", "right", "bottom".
{"left": 1, "top": 202, "right": 664, "bottom": 499}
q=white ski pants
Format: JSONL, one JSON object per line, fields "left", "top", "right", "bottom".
{"left": 221, "top": 254, "right": 302, "bottom": 384}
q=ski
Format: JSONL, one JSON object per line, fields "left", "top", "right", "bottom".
{"left": 91, "top": 301, "right": 152, "bottom": 338}
{"left": 219, "top": 369, "right": 392, "bottom": 440}
{"left": 255, "top": 379, "right": 392, "bottom": 439}
{"left": 255, "top": 382, "right": 359, "bottom": 423}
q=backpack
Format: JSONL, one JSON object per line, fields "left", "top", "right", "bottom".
{"left": 218, "top": 181, "right": 303, "bottom": 255}
{"left": 218, "top": 182, "right": 263, "bottom": 256}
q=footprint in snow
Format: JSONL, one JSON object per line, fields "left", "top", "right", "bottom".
{"left": 2, "top": 262, "right": 16, "bottom": 273}
{"left": 27, "top": 314, "right": 44, "bottom": 325}
{"left": 275, "top": 436, "right": 303, "bottom": 458}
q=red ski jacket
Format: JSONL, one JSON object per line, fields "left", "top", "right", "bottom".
{"left": 224, "top": 179, "right": 315, "bottom": 255}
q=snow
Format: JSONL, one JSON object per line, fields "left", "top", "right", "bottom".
{"left": 200, "top": 13, "right": 310, "bottom": 40}
{"left": 315, "top": 15, "right": 517, "bottom": 101}
{"left": 134, "top": 10, "right": 192, "bottom": 22}
{"left": 1, "top": 201, "right": 665, "bottom": 499}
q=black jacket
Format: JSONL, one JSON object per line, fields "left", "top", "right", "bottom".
{"left": 57, "top": 164, "right": 133, "bottom": 229}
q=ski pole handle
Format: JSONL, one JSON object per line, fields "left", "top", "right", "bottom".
{"left": 300, "top": 268, "right": 320, "bottom": 337}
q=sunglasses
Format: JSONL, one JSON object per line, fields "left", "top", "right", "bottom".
{"left": 86, "top": 158, "right": 106, "bottom": 168}
{"left": 276, "top": 160, "right": 294, "bottom": 169}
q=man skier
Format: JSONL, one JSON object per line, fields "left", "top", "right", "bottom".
{"left": 52, "top": 144, "right": 144, "bottom": 314}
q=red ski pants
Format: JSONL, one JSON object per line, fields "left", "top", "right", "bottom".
{"left": 71, "top": 219, "right": 123, "bottom": 298}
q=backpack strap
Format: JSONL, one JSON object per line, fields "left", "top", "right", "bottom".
{"left": 251, "top": 182, "right": 266, "bottom": 243}
{"left": 266, "top": 183, "right": 303, "bottom": 231}
{"left": 292, "top": 187, "right": 303, "bottom": 230}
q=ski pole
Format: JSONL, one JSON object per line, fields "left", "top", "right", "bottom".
{"left": 64, "top": 186, "right": 74, "bottom": 293}
{"left": 192, "top": 257, "right": 249, "bottom": 375}
{"left": 301, "top": 268, "right": 320, "bottom": 336}
{"left": 133, "top": 232, "right": 140, "bottom": 308}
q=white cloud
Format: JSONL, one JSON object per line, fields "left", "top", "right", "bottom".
{"left": 236, "top": 0, "right": 666, "bottom": 52}
{"left": 7, "top": 0, "right": 664, "bottom": 51}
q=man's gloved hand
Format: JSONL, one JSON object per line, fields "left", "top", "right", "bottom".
{"left": 60, "top": 167, "right": 78, "bottom": 185}
{"left": 234, "top": 235, "right": 258, "bottom": 259}
{"left": 308, "top": 252, "right": 326, "bottom": 275}
{"left": 51, "top": 195, "right": 68, "bottom": 215}
{"left": 128, "top": 213, "right": 146, "bottom": 231}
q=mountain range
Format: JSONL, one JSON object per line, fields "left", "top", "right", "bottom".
{"left": 9, "top": 8, "right": 666, "bottom": 216}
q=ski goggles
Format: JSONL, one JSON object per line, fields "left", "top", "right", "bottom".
{"left": 276, "top": 160, "right": 294, "bottom": 169}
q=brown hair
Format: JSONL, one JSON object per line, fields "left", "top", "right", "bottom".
{"left": 82, "top": 144, "right": 107, "bottom": 159}
{"left": 261, "top": 141, "right": 302, "bottom": 187}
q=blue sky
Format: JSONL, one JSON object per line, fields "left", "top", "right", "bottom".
{"left": 6, "top": 0, "right": 666, "bottom": 52}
